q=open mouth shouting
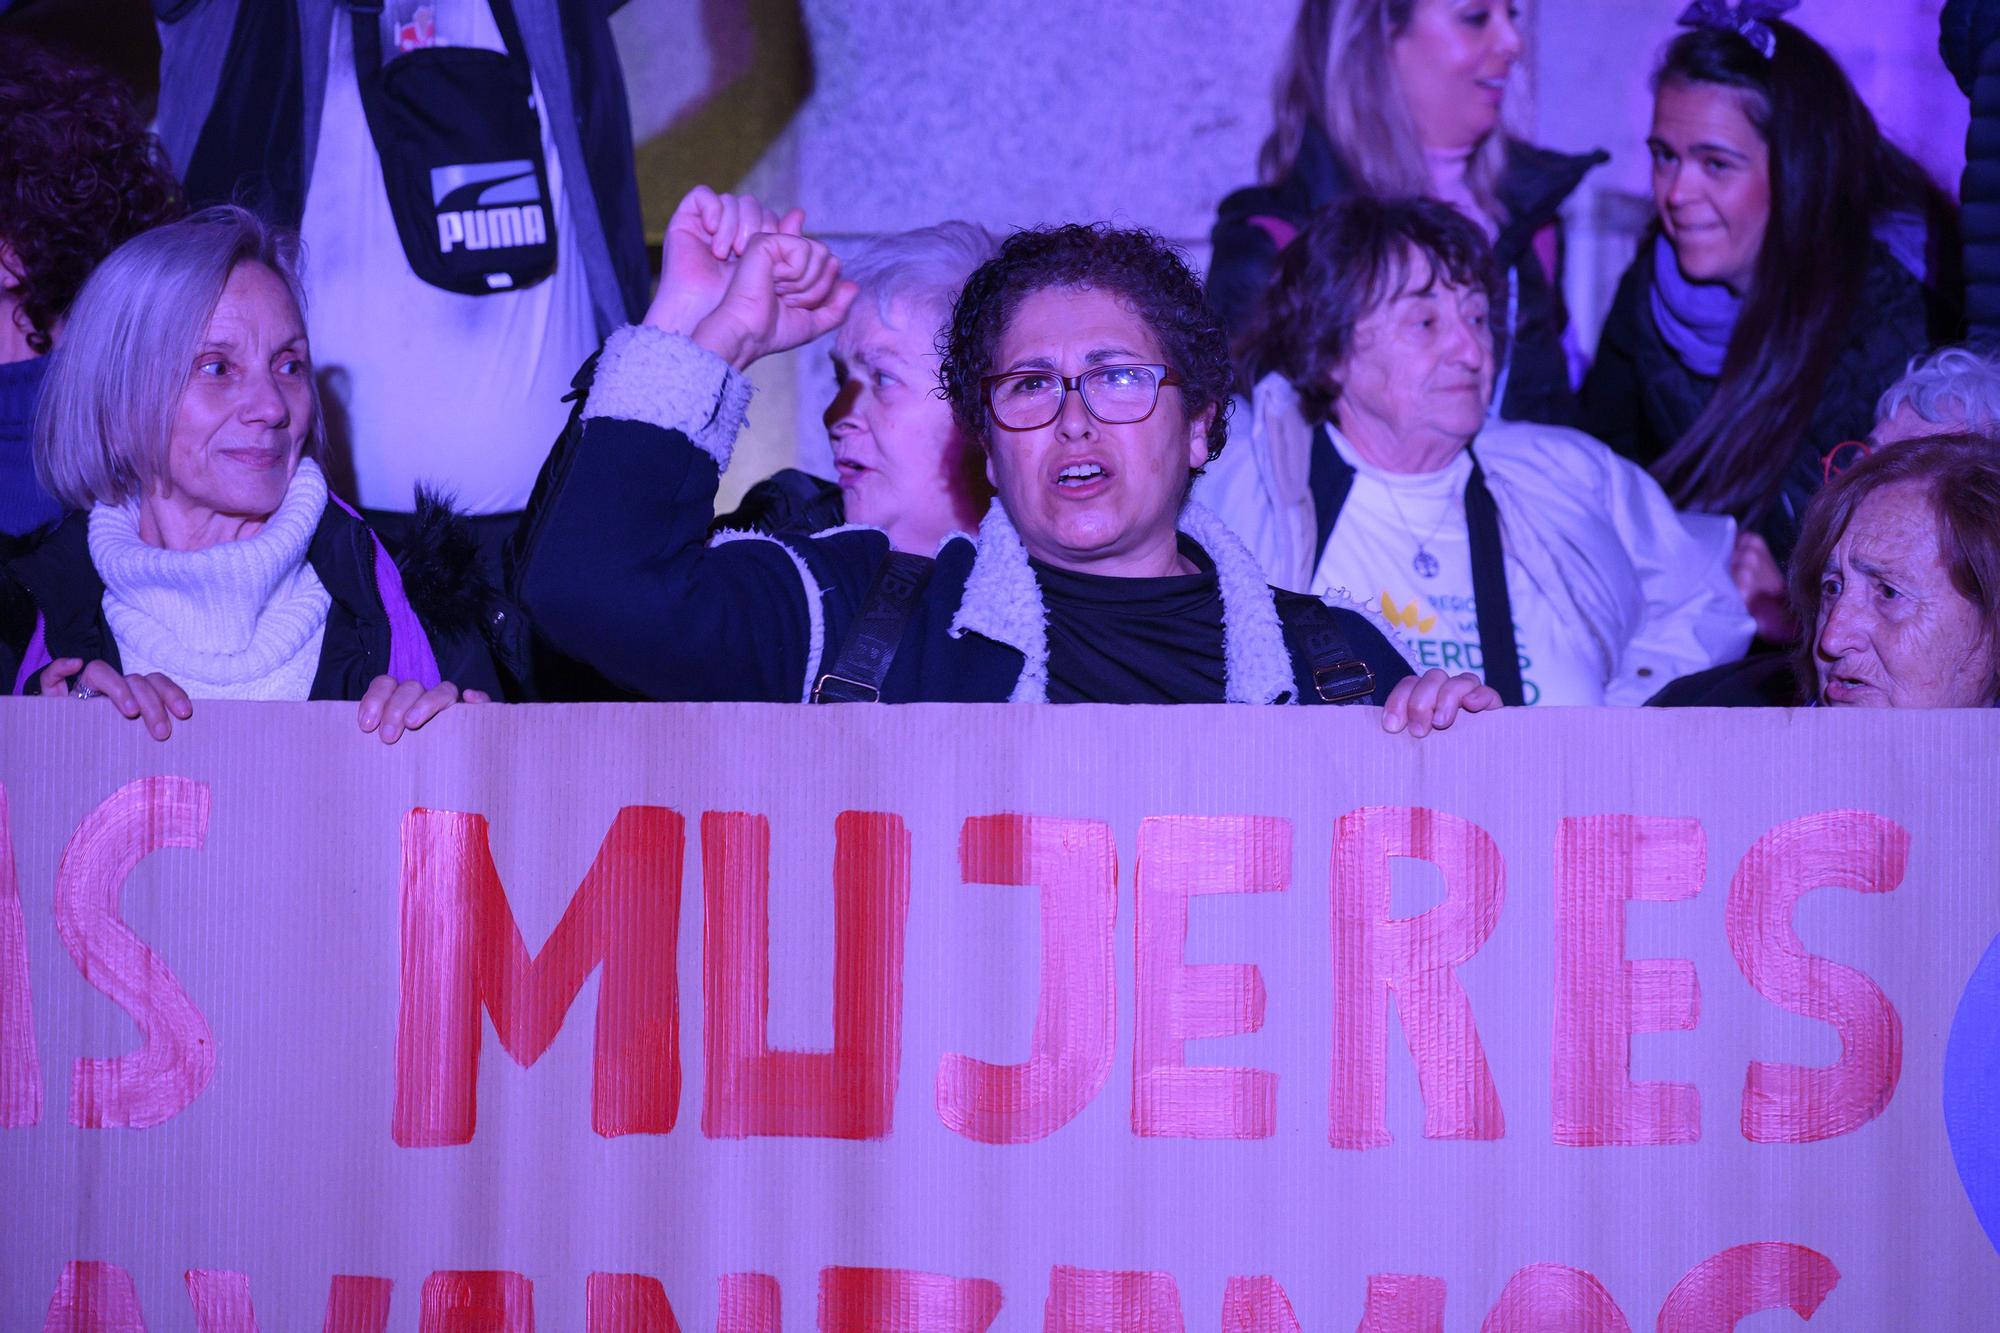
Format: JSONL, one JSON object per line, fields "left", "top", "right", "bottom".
{"left": 1053, "top": 458, "right": 1111, "bottom": 496}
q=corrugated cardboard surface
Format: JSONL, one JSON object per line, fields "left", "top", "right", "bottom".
{"left": 2, "top": 700, "right": 1995, "bottom": 1328}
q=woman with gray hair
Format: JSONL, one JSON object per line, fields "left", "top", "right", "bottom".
{"left": 1206, "top": 0, "right": 1605, "bottom": 425}
{"left": 0, "top": 206, "right": 499, "bottom": 740}
{"left": 1873, "top": 347, "right": 2000, "bottom": 445}
{"left": 713, "top": 220, "right": 997, "bottom": 553}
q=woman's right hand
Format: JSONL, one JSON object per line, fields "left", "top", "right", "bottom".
{"left": 691, "top": 230, "right": 856, "bottom": 371}
{"left": 644, "top": 185, "right": 800, "bottom": 340}
{"left": 37, "top": 657, "right": 192, "bottom": 741}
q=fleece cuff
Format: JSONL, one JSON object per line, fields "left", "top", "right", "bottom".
{"left": 583, "top": 325, "right": 755, "bottom": 470}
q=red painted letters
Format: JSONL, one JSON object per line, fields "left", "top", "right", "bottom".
{"left": 55, "top": 776, "right": 214, "bottom": 1129}
{"left": 1657, "top": 1242, "right": 1840, "bottom": 1331}
{"left": 1554, "top": 816, "right": 1704, "bottom": 1146}
{"left": 938, "top": 815, "right": 1117, "bottom": 1144}
{"left": 186, "top": 1270, "right": 258, "bottom": 1332}
{"left": 1134, "top": 816, "right": 1288, "bottom": 1139}
{"left": 1356, "top": 1275, "right": 1447, "bottom": 1331}
{"left": 702, "top": 811, "right": 911, "bottom": 1139}
{"left": 419, "top": 1271, "right": 534, "bottom": 1332}
{"left": 392, "top": 807, "right": 685, "bottom": 1147}
{"left": 717, "top": 1274, "right": 782, "bottom": 1333}
{"left": 1222, "top": 1276, "right": 1301, "bottom": 1332}
{"left": 1045, "top": 1267, "right": 1184, "bottom": 1331}
{"left": 819, "top": 1267, "right": 1001, "bottom": 1331}
{"left": 42, "top": 1261, "right": 147, "bottom": 1332}
{"left": 586, "top": 1273, "right": 680, "bottom": 1331}
{"left": 1728, "top": 812, "right": 1907, "bottom": 1143}
{"left": 1481, "top": 1264, "right": 1629, "bottom": 1331}
{"left": 323, "top": 1277, "right": 393, "bottom": 1333}
{"left": 1331, "top": 806, "right": 1505, "bottom": 1148}
{"left": 0, "top": 784, "right": 41, "bottom": 1126}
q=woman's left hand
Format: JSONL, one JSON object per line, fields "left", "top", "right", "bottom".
{"left": 1381, "top": 669, "right": 1503, "bottom": 737}
{"left": 356, "top": 676, "right": 489, "bottom": 745}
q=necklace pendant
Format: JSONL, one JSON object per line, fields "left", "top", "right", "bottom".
{"left": 1412, "top": 548, "right": 1441, "bottom": 579}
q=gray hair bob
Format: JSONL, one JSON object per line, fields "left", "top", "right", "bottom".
{"left": 34, "top": 204, "right": 319, "bottom": 510}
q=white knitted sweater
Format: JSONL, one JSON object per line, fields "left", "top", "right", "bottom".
{"left": 89, "top": 459, "right": 333, "bottom": 700}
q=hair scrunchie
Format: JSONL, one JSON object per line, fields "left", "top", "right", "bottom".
{"left": 1676, "top": 0, "right": 1801, "bottom": 59}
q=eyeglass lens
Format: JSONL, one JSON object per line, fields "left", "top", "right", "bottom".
{"left": 991, "top": 365, "right": 1164, "bottom": 429}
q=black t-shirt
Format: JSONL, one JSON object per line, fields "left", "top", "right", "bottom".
{"left": 1033, "top": 540, "right": 1228, "bottom": 704}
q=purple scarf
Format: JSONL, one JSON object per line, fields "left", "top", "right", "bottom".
{"left": 1648, "top": 217, "right": 1929, "bottom": 380}
{"left": 1648, "top": 232, "right": 1738, "bottom": 379}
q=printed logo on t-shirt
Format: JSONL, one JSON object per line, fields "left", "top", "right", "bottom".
{"left": 1378, "top": 590, "right": 1541, "bottom": 704}
{"left": 429, "top": 160, "right": 548, "bottom": 270}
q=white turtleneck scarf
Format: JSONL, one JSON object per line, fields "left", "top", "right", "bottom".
{"left": 89, "top": 457, "right": 333, "bottom": 700}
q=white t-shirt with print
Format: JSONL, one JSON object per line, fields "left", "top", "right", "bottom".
{"left": 1310, "top": 433, "right": 1607, "bottom": 706}
{"left": 300, "top": 0, "right": 599, "bottom": 514}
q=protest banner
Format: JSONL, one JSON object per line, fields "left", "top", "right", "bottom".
{"left": 3, "top": 701, "right": 1998, "bottom": 1329}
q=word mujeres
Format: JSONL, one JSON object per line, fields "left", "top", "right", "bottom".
{"left": 2, "top": 780, "right": 1903, "bottom": 1152}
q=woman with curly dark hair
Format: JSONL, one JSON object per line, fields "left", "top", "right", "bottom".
{"left": 515, "top": 186, "right": 1497, "bottom": 729}
{"left": 0, "top": 36, "right": 183, "bottom": 535}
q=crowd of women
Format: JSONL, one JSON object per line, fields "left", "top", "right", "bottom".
{"left": 5, "top": 0, "right": 2000, "bottom": 739}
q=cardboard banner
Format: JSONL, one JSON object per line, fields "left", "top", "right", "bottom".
{"left": 3, "top": 700, "right": 1999, "bottom": 1330}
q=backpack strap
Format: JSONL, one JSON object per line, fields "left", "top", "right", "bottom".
{"left": 1282, "top": 599, "right": 1377, "bottom": 705}
{"left": 1463, "top": 450, "right": 1524, "bottom": 707}
{"left": 812, "top": 551, "right": 934, "bottom": 703}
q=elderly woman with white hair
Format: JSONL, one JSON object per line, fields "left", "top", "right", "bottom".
{"left": 0, "top": 206, "right": 498, "bottom": 740}
{"left": 713, "top": 220, "right": 997, "bottom": 550}
{"left": 1871, "top": 346, "right": 2000, "bottom": 446}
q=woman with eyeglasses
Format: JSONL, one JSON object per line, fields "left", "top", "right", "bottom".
{"left": 513, "top": 186, "right": 1498, "bottom": 732}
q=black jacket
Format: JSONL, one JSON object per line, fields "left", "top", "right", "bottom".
{"left": 1645, "top": 653, "right": 1803, "bottom": 707}
{"left": 2, "top": 497, "right": 504, "bottom": 699}
{"left": 1946, "top": 0, "right": 2000, "bottom": 340}
{"left": 1579, "top": 237, "right": 1932, "bottom": 563}
{"left": 512, "top": 340, "right": 1413, "bottom": 706}
{"left": 712, "top": 467, "right": 846, "bottom": 540}
{"left": 1207, "top": 125, "right": 1606, "bottom": 426}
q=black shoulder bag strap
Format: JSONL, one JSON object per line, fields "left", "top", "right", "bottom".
{"left": 1464, "top": 450, "right": 1525, "bottom": 706}
{"left": 180, "top": 0, "right": 308, "bottom": 225}
{"left": 812, "top": 551, "right": 935, "bottom": 703}
{"left": 1280, "top": 599, "right": 1377, "bottom": 705}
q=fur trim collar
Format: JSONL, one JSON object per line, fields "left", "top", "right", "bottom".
{"left": 584, "top": 326, "right": 753, "bottom": 470}
{"left": 948, "top": 499, "right": 1298, "bottom": 704}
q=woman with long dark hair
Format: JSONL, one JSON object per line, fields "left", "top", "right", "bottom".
{"left": 1580, "top": 7, "right": 1957, "bottom": 567}
{"left": 1207, "top": 0, "right": 1606, "bottom": 425}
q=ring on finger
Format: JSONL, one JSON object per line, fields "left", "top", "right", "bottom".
{"left": 72, "top": 685, "right": 100, "bottom": 701}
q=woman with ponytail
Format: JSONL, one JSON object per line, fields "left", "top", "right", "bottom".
{"left": 1580, "top": 3, "right": 1957, "bottom": 567}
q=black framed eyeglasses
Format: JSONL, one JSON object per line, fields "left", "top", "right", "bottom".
{"left": 981, "top": 363, "right": 1183, "bottom": 431}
